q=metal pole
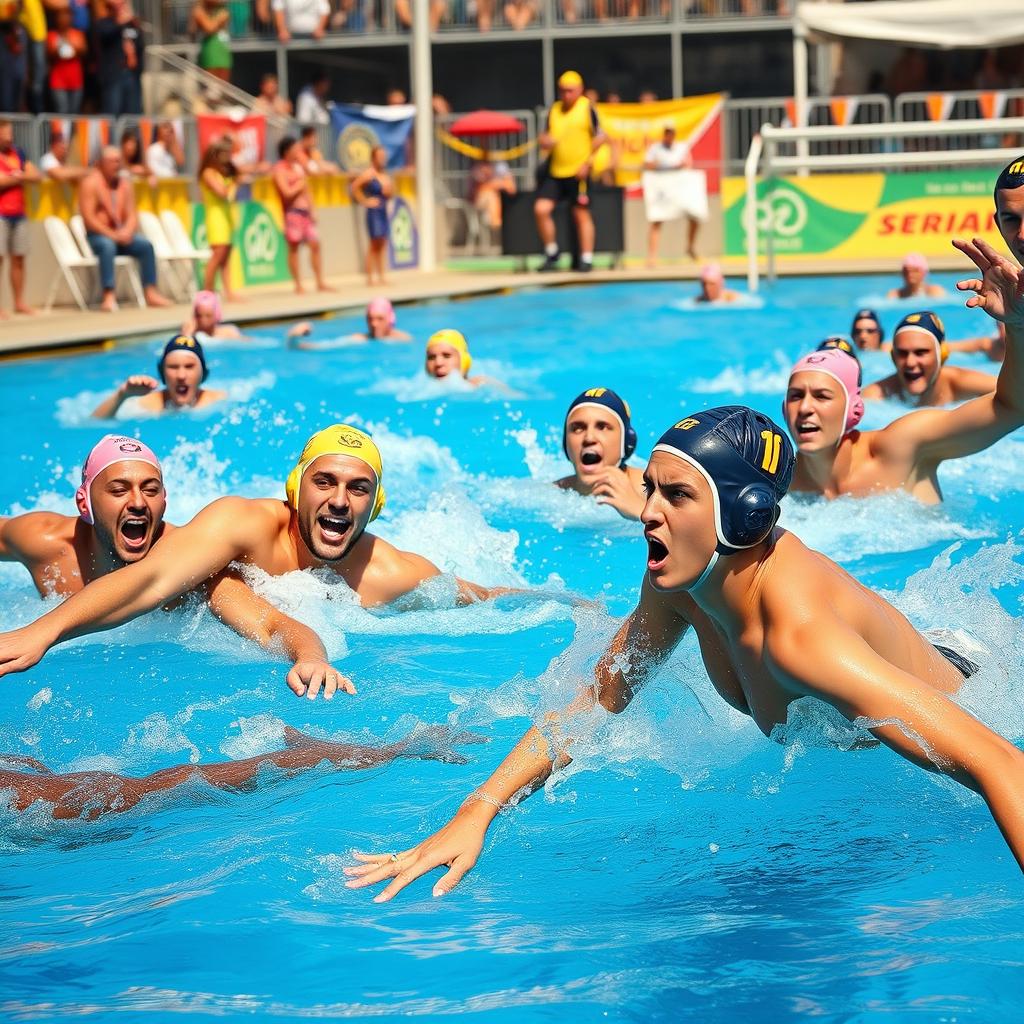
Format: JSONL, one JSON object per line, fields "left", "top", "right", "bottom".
{"left": 670, "top": 27, "right": 683, "bottom": 99}
{"left": 542, "top": 35, "right": 555, "bottom": 109}
{"left": 411, "top": 0, "right": 436, "bottom": 273}
{"left": 792, "top": 30, "right": 809, "bottom": 177}
{"left": 276, "top": 45, "right": 289, "bottom": 108}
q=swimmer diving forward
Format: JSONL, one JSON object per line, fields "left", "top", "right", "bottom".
{"left": 0, "top": 425, "right": 513, "bottom": 698}
{"left": 346, "top": 406, "right": 1024, "bottom": 901}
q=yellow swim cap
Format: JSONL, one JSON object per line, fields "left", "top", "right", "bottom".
{"left": 284, "top": 424, "right": 386, "bottom": 521}
{"left": 426, "top": 328, "right": 472, "bottom": 376}
{"left": 558, "top": 70, "right": 583, "bottom": 89}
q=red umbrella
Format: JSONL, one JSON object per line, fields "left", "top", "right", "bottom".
{"left": 448, "top": 110, "right": 525, "bottom": 137}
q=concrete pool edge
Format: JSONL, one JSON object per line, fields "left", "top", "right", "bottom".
{"left": 0, "top": 256, "right": 976, "bottom": 359}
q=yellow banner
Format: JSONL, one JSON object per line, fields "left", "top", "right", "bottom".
{"left": 594, "top": 94, "right": 723, "bottom": 187}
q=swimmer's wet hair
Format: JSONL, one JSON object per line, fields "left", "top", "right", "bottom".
{"left": 994, "top": 155, "right": 1024, "bottom": 204}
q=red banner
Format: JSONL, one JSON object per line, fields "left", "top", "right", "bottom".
{"left": 196, "top": 113, "right": 266, "bottom": 166}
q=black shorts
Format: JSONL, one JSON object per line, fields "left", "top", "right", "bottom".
{"left": 933, "top": 643, "right": 979, "bottom": 679}
{"left": 536, "top": 174, "right": 589, "bottom": 207}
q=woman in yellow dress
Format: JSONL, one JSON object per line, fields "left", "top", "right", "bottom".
{"left": 198, "top": 139, "right": 239, "bottom": 299}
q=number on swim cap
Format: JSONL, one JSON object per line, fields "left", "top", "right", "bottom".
{"left": 673, "top": 417, "right": 700, "bottom": 430}
{"left": 584, "top": 387, "right": 608, "bottom": 398}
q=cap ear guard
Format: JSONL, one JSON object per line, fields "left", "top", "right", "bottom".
{"left": 729, "top": 484, "right": 781, "bottom": 548}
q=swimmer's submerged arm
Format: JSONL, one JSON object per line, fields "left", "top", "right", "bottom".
{"left": 773, "top": 622, "right": 1024, "bottom": 871}
{"left": 346, "top": 582, "right": 690, "bottom": 901}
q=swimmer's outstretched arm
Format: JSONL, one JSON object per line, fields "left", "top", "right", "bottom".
{"left": 91, "top": 376, "right": 161, "bottom": 419}
{"left": 1, "top": 726, "right": 469, "bottom": 821}
{"left": 0, "top": 497, "right": 273, "bottom": 678}
{"left": 876, "top": 239, "right": 1024, "bottom": 463}
{"left": 346, "top": 582, "right": 690, "bottom": 901}
{"left": 768, "top": 618, "right": 1024, "bottom": 871}
{"left": 206, "top": 570, "right": 354, "bottom": 699}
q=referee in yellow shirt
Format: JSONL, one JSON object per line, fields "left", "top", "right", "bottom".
{"left": 535, "top": 70, "right": 608, "bottom": 273}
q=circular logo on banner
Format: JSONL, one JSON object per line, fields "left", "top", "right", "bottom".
{"left": 756, "top": 187, "right": 807, "bottom": 238}
{"left": 244, "top": 209, "right": 280, "bottom": 264}
{"left": 337, "top": 124, "right": 379, "bottom": 172}
{"left": 387, "top": 197, "right": 418, "bottom": 270}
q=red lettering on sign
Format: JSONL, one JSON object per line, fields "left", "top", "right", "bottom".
{"left": 921, "top": 213, "right": 941, "bottom": 233}
{"left": 879, "top": 214, "right": 896, "bottom": 235}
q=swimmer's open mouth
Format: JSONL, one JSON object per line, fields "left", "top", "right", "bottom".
{"left": 318, "top": 514, "right": 352, "bottom": 543}
{"left": 901, "top": 370, "right": 925, "bottom": 383}
{"left": 120, "top": 517, "right": 149, "bottom": 548}
{"left": 580, "top": 451, "right": 602, "bottom": 466}
{"left": 795, "top": 422, "right": 820, "bottom": 437}
{"left": 646, "top": 536, "right": 668, "bottom": 569}
{"left": 172, "top": 383, "right": 192, "bottom": 397}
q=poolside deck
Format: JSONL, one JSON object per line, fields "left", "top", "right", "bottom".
{"left": 0, "top": 255, "right": 976, "bottom": 358}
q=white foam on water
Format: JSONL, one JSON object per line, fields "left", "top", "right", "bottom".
{"left": 670, "top": 293, "right": 765, "bottom": 312}
{"left": 218, "top": 713, "right": 287, "bottom": 760}
{"left": 689, "top": 351, "right": 794, "bottom": 396}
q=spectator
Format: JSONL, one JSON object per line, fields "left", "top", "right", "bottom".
{"left": 145, "top": 121, "right": 185, "bottom": 179}
{"left": 19, "top": 0, "right": 44, "bottom": 113}
{"left": 273, "top": 135, "right": 331, "bottom": 294}
{"left": 643, "top": 122, "right": 700, "bottom": 266}
{"left": 0, "top": 8, "right": 27, "bottom": 114}
{"left": 272, "top": 0, "right": 328, "bottom": 43}
{"left": 295, "top": 71, "right": 331, "bottom": 125}
{"left": 189, "top": 0, "right": 232, "bottom": 83}
{"left": 637, "top": 89, "right": 658, "bottom": 104}
{"left": 503, "top": 0, "right": 536, "bottom": 28}
{"left": 68, "top": 0, "right": 89, "bottom": 31}
{"left": 198, "top": 138, "right": 240, "bottom": 300}
{"left": 469, "top": 153, "right": 515, "bottom": 230}
{"left": 39, "top": 128, "right": 89, "bottom": 183}
{"left": 431, "top": 92, "right": 451, "bottom": 117}
{"left": 79, "top": 145, "right": 170, "bottom": 312}
{"left": 394, "top": 0, "right": 446, "bottom": 30}
{"left": 252, "top": 72, "right": 292, "bottom": 116}
{"left": 93, "top": 0, "right": 143, "bottom": 116}
{"left": 386, "top": 87, "right": 406, "bottom": 105}
{"left": 119, "top": 129, "right": 148, "bottom": 179}
{"left": 296, "top": 124, "right": 338, "bottom": 174}
{"left": 351, "top": 144, "right": 391, "bottom": 286}
{"left": 0, "top": 118, "right": 40, "bottom": 317}
{"left": 46, "top": 6, "right": 86, "bottom": 114}
{"left": 330, "top": 0, "right": 368, "bottom": 31}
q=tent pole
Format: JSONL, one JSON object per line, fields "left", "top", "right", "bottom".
{"left": 793, "top": 29, "right": 809, "bottom": 178}
{"left": 412, "top": 0, "right": 436, "bottom": 273}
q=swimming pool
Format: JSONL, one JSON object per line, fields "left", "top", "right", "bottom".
{"left": 1, "top": 276, "right": 1022, "bottom": 1021}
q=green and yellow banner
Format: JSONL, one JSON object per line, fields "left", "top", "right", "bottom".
{"left": 722, "top": 170, "right": 1004, "bottom": 259}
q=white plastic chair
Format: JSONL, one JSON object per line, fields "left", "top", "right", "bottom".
{"left": 43, "top": 217, "right": 97, "bottom": 311}
{"left": 139, "top": 209, "right": 192, "bottom": 301}
{"left": 159, "top": 210, "right": 212, "bottom": 288}
{"left": 69, "top": 214, "right": 146, "bottom": 308}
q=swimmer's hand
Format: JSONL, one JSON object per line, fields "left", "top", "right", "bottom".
{"left": 0, "top": 623, "right": 52, "bottom": 678}
{"left": 287, "top": 322, "right": 313, "bottom": 340}
{"left": 591, "top": 469, "right": 645, "bottom": 520}
{"left": 119, "top": 375, "right": 160, "bottom": 398}
{"left": 286, "top": 658, "right": 356, "bottom": 700}
{"left": 953, "top": 237, "right": 1024, "bottom": 329}
{"left": 345, "top": 801, "right": 491, "bottom": 901}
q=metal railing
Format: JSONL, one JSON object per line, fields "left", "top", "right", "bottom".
{"left": 743, "top": 117, "right": 1024, "bottom": 292}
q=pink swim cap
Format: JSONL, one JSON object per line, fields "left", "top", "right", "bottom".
{"left": 366, "top": 297, "right": 396, "bottom": 331}
{"left": 701, "top": 263, "right": 725, "bottom": 283}
{"left": 787, "top": 349, "right": 864, "bottom": 435}
{"left": 192, "top": 290, "right": 223, "bottom": 324}
{"left": 902, "top": 252, "right": 929, "bottom": 273}
{"left": 75, "top": 435, "right": 162, "bottom": 525}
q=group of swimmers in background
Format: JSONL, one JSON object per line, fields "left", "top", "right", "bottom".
{"left": 3, "top": 159, "right": 1024, "bottom": 898}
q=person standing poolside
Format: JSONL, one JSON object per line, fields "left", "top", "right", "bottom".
{"left": 345, "top": 406, "right": 1024, "bottom": 901}
{"left": 199, "top": 138, "right": 240, "bottom": 300}
{"left": 0, "top": 435, "right": 345, "bottom": 697}
{"left": 888, "top": 253, "right": 947, "bottom": 300}
{"left": 0, "top": 725, "right": 470, "bottom": 821}
{"left": 850, "top": 308, "right": 887, "bottom": 351}
{"left": 0, "top": 426, "right": 514, "bottom": 695}
{"left": 181, "top": 290, "right": 243, "bottom": 341}
{"left": 555, "top": 388, "right": 646, "bottom": 520}
{"left": 189, "top": 0, "right": 232, "bottom": 82}
{"left": 79, "top": 146, "right": 169, "bottom": 313}
{"left": 862, "top": 312, "right": 996, "bottom": 406}
{"left": 536, "top": 70, "right": 608, "bottom": 274}
{"left": 695, "top": 263, "right": 738, "bottom": 304}
{"left": 92, "top": 335, "right": 227, "bottom": 418}
{"left": 273, "top": 135, "right": 331, "bottom": 294}
{"left": 0, "top": 118, "right": 41, "bottom": 318}
{"left": 643, "top": 123, "right": 699, "bottom": 267}
{"left": 783, "top": 246, "right": 1023, "bottom": 503}
{"left": 352, "top": 145, "right": 392, "bottom": 287}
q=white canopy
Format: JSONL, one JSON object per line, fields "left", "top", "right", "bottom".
{"left": 795, "top": 0, "right": 1024, "bottom": 50}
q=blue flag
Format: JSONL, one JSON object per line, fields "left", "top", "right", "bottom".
{"left": 330, "top": 104, "right": 414, "bottom": 172}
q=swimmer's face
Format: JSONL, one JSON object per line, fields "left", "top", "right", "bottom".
{"left": 295, "top": 454, "right": 376, "bottom": 562}
{"left": 194, "top": 303, "right": 218, "bottom": 334}
{"left": 892, "top": 332, "right": 939, "bottom": 395}
{"left": 901, "top": 263, "right": 925, "bottom": 289}
{"left": 425, "top": 343, "right": 463, "bottom": 379}
{"left": 88, "top": 462, "right": 166, "bottom": 565}
{"left": 784, "top": 370, "right": 847, "bottom": 451}
{"left": 641, "top": 452, "right": 718, "bottom": 592}
{"left": 564, "top": 405, "right": 623, "bottom": 479}
{"left": 996, "top": 185, "right": 1024, "bottom": 265}
{"left": 701, "top": 278, "right": 722, "bottom": 302}
{"left": 851, "top": 317, "right": 882, "bottom": 350}
{"left": 366, "top": 309, "right": 390, "bottom": 338}
{"left": 161, "top": 352, "right": 204, "bottom": 406}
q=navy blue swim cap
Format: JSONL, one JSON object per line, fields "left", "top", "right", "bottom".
{"left": 652, "top": 405, "right": 793, "bottom": 555}
{"left": 816, "top": 335, "right": 862, "bottom": 385}
{"left": 894, "top": 310, "right": 947, "bottom": 365}
{"left": 563, "top": 387, "right": 638, "bottom": 466}
{"left": 994, "top": 155, "right": 1024, "bottom": 203}
{"left": 850, "top": 308, "right": 884, "bottom": 344}
{"left": 158, "top": 334, "right": 208, "bottom": 382}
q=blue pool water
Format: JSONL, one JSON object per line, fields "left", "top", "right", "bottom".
{"left": 1, "top": 276, "right": 1023, "bottom": 1021}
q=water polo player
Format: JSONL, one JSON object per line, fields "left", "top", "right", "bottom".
{"left": 850, "top": 309, "right": 886, "bottom": 351}
{"left": 555, "top": 387, "right": 646, "bottom": 520}
{"left": 347, "top": 405, "right": 1024, "bottom": 900}
{"left": 91, "top": 334, "right": 227, "bottom": 418}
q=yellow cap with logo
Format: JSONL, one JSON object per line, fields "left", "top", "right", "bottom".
{"left": 285, "top": 424, "right": 386, "bottom": 521}
{"left": 426, "top": 328, "right": 472, "bottom": 376}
